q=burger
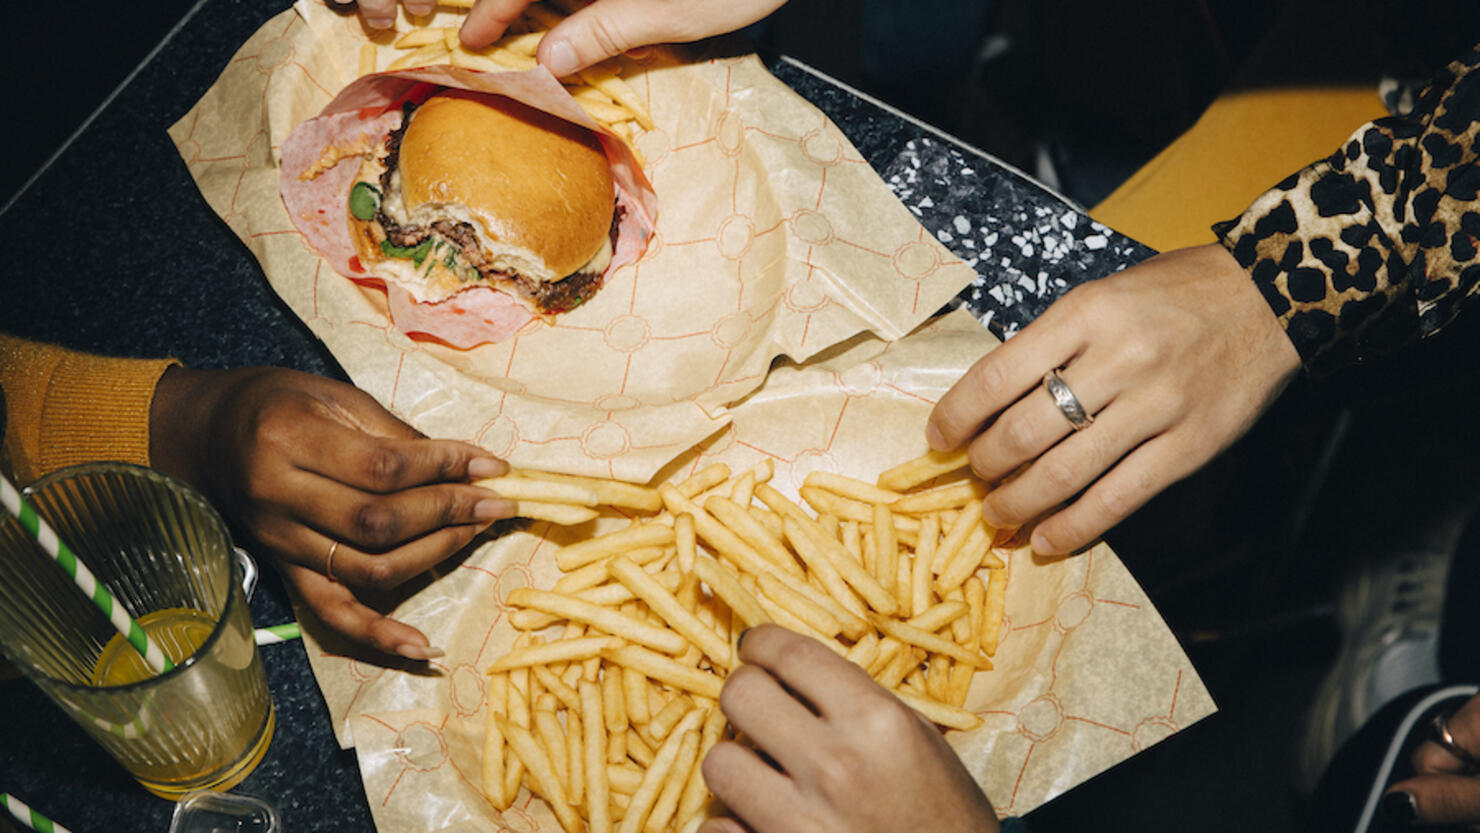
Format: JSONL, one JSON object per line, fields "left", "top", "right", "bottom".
{"left": 346, "top": 90, "right": 618, "bottom": 317}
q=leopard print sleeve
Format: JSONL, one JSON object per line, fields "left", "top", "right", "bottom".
{"left": 1212, "top": 43, "right": 1480, "bottom": 376}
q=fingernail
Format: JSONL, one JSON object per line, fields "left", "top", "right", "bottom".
{"left": 925, "top": 422, "right": 947, "bottom": 451}
{"left": 475, "top": 498, "right": 514, "bottom": 521}
{"left": 735, "top": 627, "right": 752, "bottom": 652}
{"left": 544, "top": 40, "right": 579, "bottom": 78}
{"left": 365, "top": 16, "right": 394, "bottom": 29}
{"left": 397, "top": 643, "right": 445, "bottom": 660}
{"left": 468, "top": 457, "right": 505, "bottom": 479}
{"left": 1380, "top": 791, "right": 1416, "bottom": 823}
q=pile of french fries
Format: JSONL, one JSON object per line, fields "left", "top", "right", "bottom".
{"left": 475, "top": 448, "right": 1010, "bottom": 832}
{"left": 356, "top": 0, "right": 654, "bottom": 161}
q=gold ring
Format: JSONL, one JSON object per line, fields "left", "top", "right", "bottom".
{"left": 325, "top": 540, "right": 341, "bottom": 583}
{"left": 1042, "top": 369, "right": 1094, "bottom": 431}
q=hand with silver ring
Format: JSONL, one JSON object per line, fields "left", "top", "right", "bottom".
{"left": 927, "top": 244, "right": 1302, "bottom": 555}
{"left": 149, "top": 366, "right": 518, "bottom": 660}
{"left": 1384, "top": 693, "right": 1480, "bottom": 825}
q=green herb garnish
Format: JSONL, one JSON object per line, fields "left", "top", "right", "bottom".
{"left": 380, "top": 237, "right": 433, "bottom": 265}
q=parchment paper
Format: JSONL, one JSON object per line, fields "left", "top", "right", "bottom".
{"left": 169, "top": 1, "right": 980, "bottom": 483}
{"left": 309, "top": 309, "right": 1215, "bottom": 832}
{"left": 167, "top": 5, "right": 1216, "bottom": 830}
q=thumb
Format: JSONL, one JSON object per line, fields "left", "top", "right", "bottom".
{"left": 1386, "top": 775, "right": 1480, "bottom": 825}
{"left": 536, "top": 0, "right": 655, "bottom": 78}
{"left": 536, "top": 0, "right": 786, "bottom": 78}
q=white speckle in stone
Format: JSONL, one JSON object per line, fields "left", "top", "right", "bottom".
{"left": 953, "top": 215, "right": 970, "bottom": 234}
{"left": 1061, "top": 213, "right": 1077, "bottom": 230}
{"left": 920, "top": 196, "right": 934, "bottom": 208}
{"left": 937, "top": 229, "right": 953, "bottom": 243}
{"left": 1085, "top": 235, "right": 1108, "bottom": 250}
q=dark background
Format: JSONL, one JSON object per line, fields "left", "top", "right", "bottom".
{"left": 6, "top": 2, "right": 1480, "bottom": 832}
{"left": 1, "top": 0, "right": 1284, "bottom": 213}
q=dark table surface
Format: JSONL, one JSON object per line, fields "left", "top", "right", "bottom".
{"left": 0, "top": 2, "right": 1154, "bottom": 831}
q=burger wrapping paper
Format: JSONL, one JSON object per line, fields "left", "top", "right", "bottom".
{"left": 169, "top": 4, "right": 1216, "bottom": 831}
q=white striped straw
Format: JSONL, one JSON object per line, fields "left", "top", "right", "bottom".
{"left": 0, "top": 473, "right": 173, "bottom": 675}
{"left": 254, "top": 622, "right": 302, "bottom": 645}
{"left": 1, "top": 792, "right": 75, "bottom": 833}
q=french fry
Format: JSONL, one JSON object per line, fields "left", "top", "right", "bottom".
{"left": 876, "top": 448, "right": 972, "bottom": 492}
{"left": 508, "top": 588, "right": 688, "bottom": 655}
{"left": 395, "top": 27, "right": 452, "bottom": 48}
{"left": 703, "top": 495, "right": 805, "bottom": 579}
{"left": 499, "top": 715, "right": 582, "bottom": 832}
{"left": 912, "top": 514, "right": 939, "bottom": 619}
{"left": 787, "top": 512, "right": 898, "bottom": 616}
{"left": 386, "top": 41, "right": 450, "bottom": 70}
{"left": 532, "top": 664, "right": 583, "bottom": 714}
{"left": 674, "top": 513, "right": 697, "bottom": 573}
{"left": 934, "top": 522, "right": 995, "bottom": 596}
{"left": 893, "top": 689, "right": 982, "bottom": 731}
{"left": 580, "top": 680, "right": 612, "bottom": 833}
{"left": 608, "top": 763, "right": 644, "bottom": 795}
{"left": 676, "top": 463, "right": 730, "bottom": 498}
{"left": 358, "top": 42, "right": 378, "bottom": 76}
{"left": 519, "top": 500, "right": 602, "bottom": 526}
{"left": 981, "top": 566, "right": 1007, "bottom": 656}
{"left": 482, "top": 673, "right": 508, "bottom": 809}
{"left": 930, "top": 502, "right": 983, "bottom": 575}
{"left": 647, "top": 729, "right": 700, "bottom": 833}
{"left": 481, "top": 475, "right": 601, "bottom": 506}
{"left": 603, "top": 645, "right": 724, "bottom": 701}
{"left": 557, "top": 525, "right": 675, "bottom": 571}
{"left": 577, "top": 65, "right": 654, "bottom": 130}
{"left": 692, "top": 557, "right": 772, "bottom": 629}
{"left": 890, "top": 479, "right": 986, "bottom": 515}
{"left": 608, "top": 556, "right": 731, "bottom": 668}
{"left": 873, "top": 503, "right": 898, "bottom": 599}
{"left": 487, "top": 635, "right": 618, "bottom": 673}
{"left": 908, "top": 599, "right": 970, "bottom": 634}
{"left": 757, "top": 572, "right": 843, "bottom": 639}
{"left": 661, "top": 486, "right": 782, "bottom": 582}
{"left": 499, "top": 30, "right": 546, "bottom": 56}
{"left": 645, "top": 696, "right": 691, "bottom": 745}
{"left": 555, "top": 545, "right": 668, "bottom": 594}
{"left": 803, "top": 471, "right": 905, "bottom": 506}
{"left": 869, "top": 614, "right": 991, "bottom": 670}
{"left": 513, "top": 469, "right": 663, "bottom": 513}
{"left": 623, "top": 664, "right": 652, "bottom": 725}
{"left": 616, "top": 710, "right": 705, "bottom": 833}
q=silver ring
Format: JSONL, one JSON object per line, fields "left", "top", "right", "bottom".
{"left": 1042, "top": 369, "right": 1094, "bottom": 431}
{"left": 1432, "top": 712, "right": 1479, "bottom": 771}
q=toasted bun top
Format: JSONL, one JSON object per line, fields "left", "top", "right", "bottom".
{"left": 398, "top": 91, "right": 614, "bottom": 279}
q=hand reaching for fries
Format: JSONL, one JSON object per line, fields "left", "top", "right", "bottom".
{"left": 700, "top": 625, "right": 1001, "bottom": 833}
{"left": 149, "top": 365, "right": 516, "bottom": 659}
{"left": 479, "top": 451, "right": 1011, "bottom": 832}
{"left": 340, "top": 0, "right": 786, "bottom": 76}
{"left": 459, "top": 0, "right": 789, "bottom": 76}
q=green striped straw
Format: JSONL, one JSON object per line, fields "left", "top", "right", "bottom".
{"left": 254, "top": 622, "right": 302, "bottom": 645}
{"left": 1, "top": 792, "right": 74, "bottom": 833}
{"left": 0, "top": 473, "right": 174, "bottom": 675}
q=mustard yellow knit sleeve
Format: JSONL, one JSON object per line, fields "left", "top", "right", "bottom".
{"left": 0, "top": 334, "right": 178, "bottom": 486}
